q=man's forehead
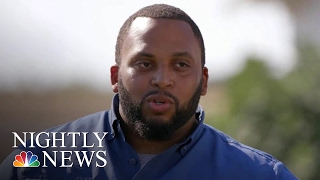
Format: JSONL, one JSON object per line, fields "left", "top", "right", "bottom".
{"left": 128, "top": 17, "right": 192, "bottom": 36}
{"left": 129, "top": 17, "right": 154, "bottom": 33}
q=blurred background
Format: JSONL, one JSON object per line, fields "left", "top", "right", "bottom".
{"left": 0, "top": 0, "right": 319, "bottom": 179}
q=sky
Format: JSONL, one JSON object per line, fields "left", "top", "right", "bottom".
{"left": 0, "top": 0, "right": 296, "bottom": 92}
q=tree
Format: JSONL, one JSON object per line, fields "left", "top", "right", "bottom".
{"left": 225, "top": 44, "right": 320, "bottom": 180}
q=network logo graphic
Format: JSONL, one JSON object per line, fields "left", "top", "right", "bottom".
{"left": 13, "top": 151, "right": 40, "bottom": 167}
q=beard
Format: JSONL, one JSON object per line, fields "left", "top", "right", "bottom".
{"left": 118, "top": 78, "right": 203, "bottom": 141}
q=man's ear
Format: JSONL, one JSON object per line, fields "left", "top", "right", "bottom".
{"left": 110, "top": 65, "right": 119, "bottom": 93}
{"left": 201, "top": 67, "right": 209, "bottom": 96}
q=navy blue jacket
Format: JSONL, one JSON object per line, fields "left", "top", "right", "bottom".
{"left": 0, "top": 94, "right": 298, "bottom": 179}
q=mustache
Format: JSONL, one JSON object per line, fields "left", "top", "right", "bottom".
{"left": 141, "top": 90, "right": 179, "bottom": 104}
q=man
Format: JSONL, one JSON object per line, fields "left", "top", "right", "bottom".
{"left": 0, "top": 4, "right": 297, "bottom": 179}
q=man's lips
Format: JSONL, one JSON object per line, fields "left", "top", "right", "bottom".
{"left": 145, "top": 94, "right": 174, "bottom": 113}
{"left": 146, "top": 94, "right": 174, "bottom": 104}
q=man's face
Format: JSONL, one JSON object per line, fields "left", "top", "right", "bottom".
{"left": 112, "top": 17, "right": 208, "bottom": 141}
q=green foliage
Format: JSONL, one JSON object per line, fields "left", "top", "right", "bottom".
{"left": 225, "top": 44, "right": 320, "bottom": 180}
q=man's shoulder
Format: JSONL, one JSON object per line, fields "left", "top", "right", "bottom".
{"left": 13, "top": 110, "right": 112, "bottom": 154}
{"left": 0, "top": 111, "right": 113, "bottom": 179}
{"left": 44, "top": 110, "right": 110, "bottom": 132}
{"left": 202, "top": 124, "right": 279, "bottom": 163}
{"left": 199, "top": 124, "right": 296, "bottom": 179}
{"left": 28, "top": 110, "right": 113, "bottom": 151}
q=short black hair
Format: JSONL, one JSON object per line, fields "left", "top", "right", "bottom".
{"left": 115, "top": 4, "right": 205, "bottom": 67}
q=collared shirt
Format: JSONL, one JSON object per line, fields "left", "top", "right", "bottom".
{"left": 0, "top": 94, "right": 298, "bottom": 180}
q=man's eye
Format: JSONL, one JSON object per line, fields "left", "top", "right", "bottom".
{"left": 175, "top": 62, "right": 189, "bottom": 68}
{"left": 138, "top": 62, "right": 151, "bottom": 68}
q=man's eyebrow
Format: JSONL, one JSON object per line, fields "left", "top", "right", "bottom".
{"left": 134, "top": 51, "right": 194, "bottom": 60}
{"left": 171, "top": 52, "right": 194, "bottom": 60}
{"left": 135, "top": 52, "right": 154, "bottom": 58}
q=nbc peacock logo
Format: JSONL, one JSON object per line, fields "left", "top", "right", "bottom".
{"left": 13, "top": 151, "right": 40, "bottom": 167}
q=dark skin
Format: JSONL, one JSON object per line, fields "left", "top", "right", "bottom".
{"left": 110, "top": 17, "right": 208, "bottom": 154}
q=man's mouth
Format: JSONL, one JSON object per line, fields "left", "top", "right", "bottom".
{"left": 146, "top": 94, "right": 174, "bottom": 112}
{"left": 154, "top": 100, "right": 165, "bottom": 104}
{"left": 147, "top": 94, "right": 174, "bottom": 104}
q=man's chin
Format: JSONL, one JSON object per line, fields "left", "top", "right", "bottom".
{"left": 143, "top": 116, "right": 173, "bottom": 126}
{"left": 133, "top": 117, "right": 176, "bottom": 141}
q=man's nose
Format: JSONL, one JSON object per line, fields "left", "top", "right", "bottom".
{"left": 151, "top": 66, "right": 173, "bottom": 89}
